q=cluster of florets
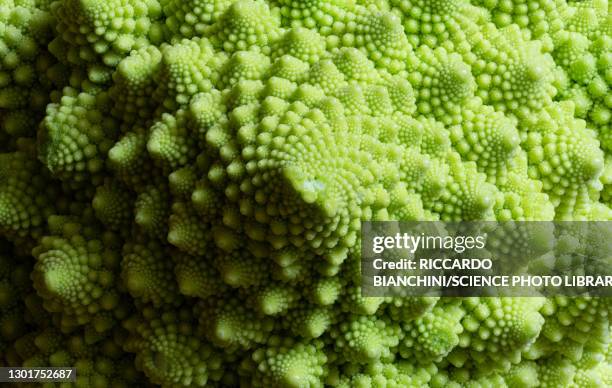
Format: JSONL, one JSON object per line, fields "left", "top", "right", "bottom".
{"left": 0, "top": 0, "right": 610, "bottom": 387}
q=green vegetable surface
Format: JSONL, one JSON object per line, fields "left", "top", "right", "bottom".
{"left": 0, "top": 0, "right": 610, "bottom": 386}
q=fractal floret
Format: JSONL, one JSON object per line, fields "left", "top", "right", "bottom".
{"left": 0, "top": 0, "right": 610, "bottom": 387}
